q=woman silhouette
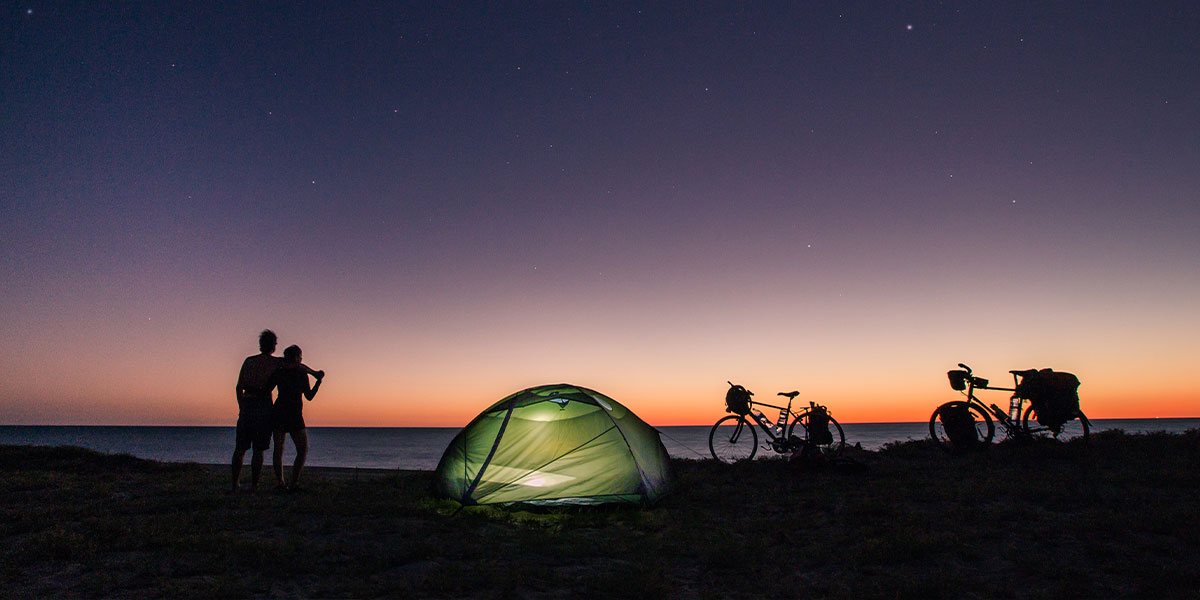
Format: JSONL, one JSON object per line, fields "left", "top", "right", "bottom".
{"left": 269, "top": 345, "right": 323, "bottom": 489}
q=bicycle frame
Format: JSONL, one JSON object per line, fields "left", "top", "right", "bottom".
{"left": 958, "top": 371, "right": 1028, "bottom": 438}
{"left": 744, "top": 399, "right": 797, "bottom": 440}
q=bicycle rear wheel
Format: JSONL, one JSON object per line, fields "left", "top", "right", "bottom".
{"left": 929, "top": 401, "right": 995, "bottom": 450}
{"left": 788, "top": 412, "right": 847, "bottom": 456}
{"left": 1021, "top": 406, "right": 1090, "bottom": 442}
{"left": 824, "top": 415, "right": 846, "bottom": 456}
{"left": 709, "top": 415, "right": 758, "bottom": 463}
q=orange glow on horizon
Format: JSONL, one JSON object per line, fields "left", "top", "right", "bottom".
{"left": 2, "top": 282, "right": 1198, "bottom": 428}
{"left": 4, "top": 378, "right": 1193, "bottom": 428}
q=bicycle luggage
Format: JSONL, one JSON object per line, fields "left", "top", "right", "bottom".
{"left": 807, "top": 405, "right": 834, "bottom": 445}
{"left": 1016, "top": 369, "right": 1080, "bottom": 431}
{"left": 940, "top": 403, "right": 979, "bottom": 449}
{"left": 947, "top": 370, "right": 969, "bottom": 391}
{"left": 725, "top": 384, "right": 752, "bottom": 416}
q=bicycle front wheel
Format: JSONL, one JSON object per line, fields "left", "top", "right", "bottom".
{"left": 929, "top": 401, "right": 995, "bottom": 450}
{"left": 1021, "top": 405, "right": 1090, "bottom": 442}
{"left": 709, "top": 415, "right": 758, "bottom": 463}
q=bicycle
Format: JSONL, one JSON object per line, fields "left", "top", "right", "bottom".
{"left": 709, "top": 382, "right": 846, "bottom": 463}
{"left": 929, "top": 363, "right": 1090, "bottom": 448}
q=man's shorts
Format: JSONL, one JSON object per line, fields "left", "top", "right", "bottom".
{"left": 236, "top": 413, "right": 273, "bottom": 452}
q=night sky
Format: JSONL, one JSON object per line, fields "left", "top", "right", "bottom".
{"left": 3, "top": 2, "right": 1198, "bottom": 426}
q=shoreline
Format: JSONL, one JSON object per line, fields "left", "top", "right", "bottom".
{"left": 4, "top": 418, "right": 1198, "bottom": 473}
{"left": 199, "top": 462, "right": 428, "bottom": 479}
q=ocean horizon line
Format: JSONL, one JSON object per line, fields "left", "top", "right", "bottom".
{"left": 2, "top": 416, "right": 1198, "bottom": 429}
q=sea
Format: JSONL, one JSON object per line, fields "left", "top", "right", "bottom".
{"left": 1, "top": 419, "right": 1196, "bottom": 471}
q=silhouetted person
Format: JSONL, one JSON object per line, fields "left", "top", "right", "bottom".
{"left": 269, "top": 345, "right": 323, "bottom": 489}
{"left": 232, "top": 330, "right": 280, "bottom": 493}
{"left": 232, "top": 329, "right": 318, "bottom": 493}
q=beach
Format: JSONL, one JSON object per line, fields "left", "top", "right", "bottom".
{"left": 3, "top": 430, "right": 1198, "bottom": 599}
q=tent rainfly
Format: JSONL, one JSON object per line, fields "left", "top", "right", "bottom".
{"left": 434, "top": 384, "right": 672, "bottom": 506}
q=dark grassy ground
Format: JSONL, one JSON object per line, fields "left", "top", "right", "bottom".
{"left": 2, "top": 430, "right": 1198, "bottom": 599}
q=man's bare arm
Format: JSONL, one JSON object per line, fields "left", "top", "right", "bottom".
{"left": 235, "top": 361, "right": 249, "bottom": 400}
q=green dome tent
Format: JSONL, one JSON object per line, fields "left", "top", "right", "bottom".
{"left": 435, "top": 384, "right": 672, "bottom": 506}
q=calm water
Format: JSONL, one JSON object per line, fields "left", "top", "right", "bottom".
{"left": 1, "top": 419, "right": 1196, "bottom": 470}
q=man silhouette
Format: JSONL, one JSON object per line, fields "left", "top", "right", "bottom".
{"left": 232, "top": 329, "right": 281, "bottom": 493}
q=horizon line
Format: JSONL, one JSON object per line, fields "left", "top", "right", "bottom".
{"left": 2, "top": 416, "right": 1198, "bottom": 428}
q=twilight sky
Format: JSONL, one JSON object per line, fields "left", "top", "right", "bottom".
{"left": 3, "top": 2, "right": 1198, "bottom": 426}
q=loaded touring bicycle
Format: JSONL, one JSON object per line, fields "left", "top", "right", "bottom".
{"left": 710, "top": 382, "right": 845, "bottom": 462}
{"left": 930, "top": 363, "right": 1090, "bottom": 449}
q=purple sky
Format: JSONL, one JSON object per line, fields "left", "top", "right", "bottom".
{"left": 3, "top": 2, "right": 1198, "bottom": 425}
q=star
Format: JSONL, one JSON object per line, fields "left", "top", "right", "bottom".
{"left": 906, "top": 24, "right": 913, "bottom": 31}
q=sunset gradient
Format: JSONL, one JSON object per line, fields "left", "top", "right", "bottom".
{"left": 3, "top": 3, "right": 1197, "bottom": 427}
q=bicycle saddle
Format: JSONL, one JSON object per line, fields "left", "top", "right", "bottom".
{"left": 777, "top": 391, "right": 800, "bottom": 399}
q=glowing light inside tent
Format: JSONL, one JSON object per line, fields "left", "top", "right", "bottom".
{"left": 522, "top": 401, "right": 571, "bottom": 421}
{"left": 480, "top": 464, "right": 576, "bottom": 488}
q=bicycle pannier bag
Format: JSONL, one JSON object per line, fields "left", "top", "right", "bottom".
{"left": 807, "top": 405, "right": 834, "bottom": 445}
{"left": 940, "top": 403, "right": 979, "bottom": 448}
{"left": 725, "top": 385, "right": 751, "bottom": 416}
{"left": 1013, "top": 369, "right": 1041, "bottom": 401}
{"left": 1016, "top": 369, "right": 1080, "bottom": 431}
